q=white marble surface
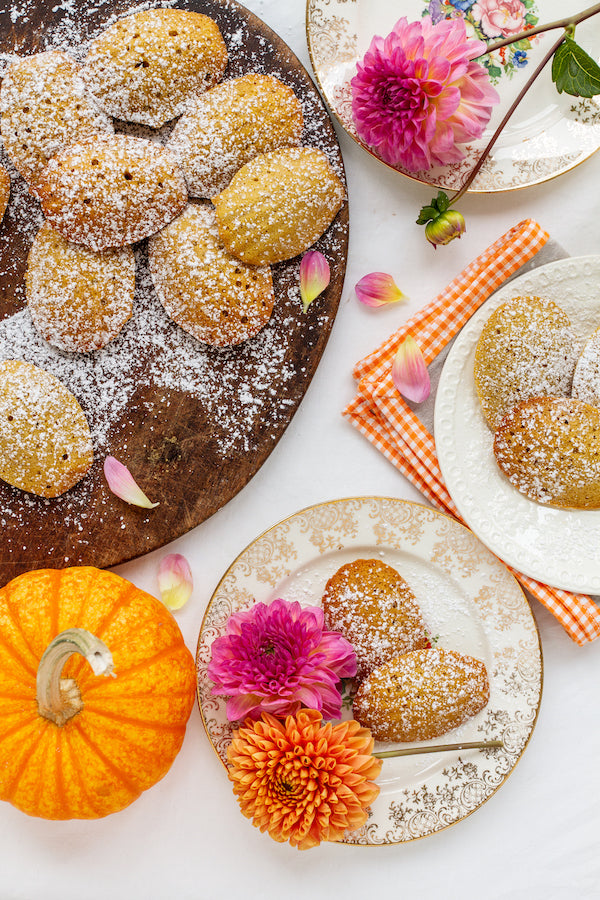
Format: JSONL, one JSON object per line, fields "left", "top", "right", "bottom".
{"left": 2, "top": 2, "right": 600, "bottom": 897}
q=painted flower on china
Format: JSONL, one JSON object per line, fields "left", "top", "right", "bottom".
{"left": 227, "top": 710, "right": 382, "bottom": 849}
{"left": 351, "top": 15, "right": 499, "bottom": 172}
{"left": 208, "top": 598, "right": 357, "bottom": 721}
{"left": 472, "top": 0, "right": 527, "bottom": 37}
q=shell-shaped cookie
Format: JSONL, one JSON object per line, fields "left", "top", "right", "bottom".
{"left": 36, "top": 134, "right": 188, "bottom": 251}
{"left": 321, "top": 559, "right": 430, "bottom": 679}
{"left": 149, "top": 204, "right": 274, "bottom": 347}
{"left": 571, "top": 326, "right": 600, "bottom": 407}
{"left": 493, "top": 397, "right": 600, "bottom": 509}
{"left": 0, "top": 50, "right": 113, "bottom": 195}
{"left": 474, "top": 295, "right": 580, "bottom": 431}
{"left": 167, "top": 73, "right": 304, "bottom": 198}
{"left": 0, "top": 166, "right": 9, "bottom": 223}
{"left": 212, "top": 147, "right": 345, "bottom": 265}
{"left": 353, "top": 648, "right": 490, "bottom": 743}
{"left": 81, "top": 9, "right": 228, "bottom": 128}
{"left": 0, "top": 360, "right": 93, "bottom": 498}
{"left": 26, "top": 222, "right": 135, "bottom": 353}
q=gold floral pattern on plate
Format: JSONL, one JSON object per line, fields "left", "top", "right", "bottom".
{"left": 196, "top": 496, "right": 542, "bottom": 845}
{"left": 306, "top": 0, "right": 600, "bottom": 192}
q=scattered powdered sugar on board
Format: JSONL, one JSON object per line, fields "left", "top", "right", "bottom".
{"left": 0, "top": 0, "right": 348, "bottom": 557}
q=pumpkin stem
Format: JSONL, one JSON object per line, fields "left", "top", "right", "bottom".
{"left": 36, "top": 628, "right": 115, "bottom": 727}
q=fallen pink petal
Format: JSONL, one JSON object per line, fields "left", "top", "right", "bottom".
{"left": 392, "top": 336, "right": 431, "bottom": 403}
{"left": 103, "top": 456, "right": 160, "bottom": 509}
{"left": 355, "top": 272, "right": 407, "bottom": 307}
{"left": 299, "top": 250, "right": 330, "bottom": 312}
{"left": 158, "top": 553, "right": 193, "bottom": 610}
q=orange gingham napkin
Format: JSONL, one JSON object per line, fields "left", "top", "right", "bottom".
{"left": 343, "top": 219, "right": 600, "bottom": 645}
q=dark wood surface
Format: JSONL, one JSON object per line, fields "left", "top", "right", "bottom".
{"left": 0, "top": 0, "right": 348, "bottom": 586}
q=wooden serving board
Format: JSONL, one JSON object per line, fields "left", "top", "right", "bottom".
{"left": 0, "top": 0, "right": 348, "bottom": 586}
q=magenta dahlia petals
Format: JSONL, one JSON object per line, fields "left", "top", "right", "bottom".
{"left": 351, "top": 14, "right": 499, "bottom": 172}
{"left": 208, "top": 598, "right": 357, "bottom": 721}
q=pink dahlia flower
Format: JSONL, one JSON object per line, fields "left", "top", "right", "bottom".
{"left": 208, "top": 598, "right": 357, "bottom": 721}
{"left": 351, "top": 15, "right": 500, "bottom": 172}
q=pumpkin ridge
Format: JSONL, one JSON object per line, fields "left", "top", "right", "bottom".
{"left": 0, "top": 589, "right": 40, "bottom": 676}
{"left": 70, "top": 719, "right": 140, "bottom": 802}
{"left": 0, "top": 711, "right": 40, "bottom": 745}
{"left": 0, "top": 628, "right": 37, "bottom": 679}
{"left": 1, "top": 722, "right": 46, "bottom": 804}
{"left": 59, "top": 730, "right": 104, "bottom": 819}
{"left": 63, "top": 580, "right": 138, "bottom": 683}
{"left": 81, "top": 641, "right": 189, "bottom": 688}
{"left": 80, "top": 706, "right": 187, "bottom": 735}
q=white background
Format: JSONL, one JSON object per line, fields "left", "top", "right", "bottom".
{"left": 2, "top": 1, "right": 600, "bottom": 898}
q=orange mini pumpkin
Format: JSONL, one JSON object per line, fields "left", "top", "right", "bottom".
{"left": 0, "top": 566, "right": 196, "bottom": 819}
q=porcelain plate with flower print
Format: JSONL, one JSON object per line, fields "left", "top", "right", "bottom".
{"left": 307, "top": 0, "right": 600, "bottom": 191}
{"left": 435, "top": 255, "right": 600, "bottom": 594}
{"left": 196, "top": 497, "right": 542, "bottom": 845}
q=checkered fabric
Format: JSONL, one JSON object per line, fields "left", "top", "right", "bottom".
{"left": 344, "top": 219, "right": 600, "bottom": 645}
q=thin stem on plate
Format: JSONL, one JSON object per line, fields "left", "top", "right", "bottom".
{"left": 373, "top": 739, "right": 504, "bottom": 759}
{"left": 451, "top": 30, "right": 567, "bottom": 203}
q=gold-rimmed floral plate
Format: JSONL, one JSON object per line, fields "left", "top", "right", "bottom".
{"left": 196, "top": 496, "right": 542, "bottom": 845}
{"left": 306, "top": 0, "right": 600, "bottom": 191}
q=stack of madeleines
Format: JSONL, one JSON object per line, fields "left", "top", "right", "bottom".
{"left": 321, "top": 559, "right": 490, "bottom": 743}
{"left": 0, "top": 8, "right": 346, "bottom": 499}
{"left": 474, "top": 295, "right": 600, "bottom": 509}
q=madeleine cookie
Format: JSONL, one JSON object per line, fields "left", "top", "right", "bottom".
{"left": 0, "top": 50, "right": 112, "bottom": 195}
{"left": 149, "top": 204, "right": 274, "bottom": 347}
{"left": 36, "top": 134, "right": 187, "bottom": 251}
{"left": 82, "top": 9, "right": 227, "bottom": 128}
{"left": 0, "top": 360, "right": 93, "bottom": 498}
{"left": 26, "top": 222, "right": 135, "bottom": 353}
{"left": 474, "top": 296, "right": 580, "bottom": 431}
{"left": 493, "top": 396, "right": 600, "bottom": 509}
{"left": 212, "top": 147, "right": 345, "bottom": 265}
{"left": 321, "top": 559, "right": 430, "bottom": 678}
{"left": 0, "top": 166, "right": 9, "bottom": 223}
{"left": 167, "top": 73, "right": 304, "bottom": 198}
{"left": 353, "top": 648, "right": 490, "bottom": 743}
{"left": 572, "top": 326, "right": 600, "bottom": 407}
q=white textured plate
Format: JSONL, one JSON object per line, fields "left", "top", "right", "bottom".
{"left": 196, "top": 497, "right": 542, "bottom": 845}
{"left": 435, "top": 255, "right": 600, "bottom": 593}
{"left": 306, "top": 0, "right": 600, "bottom": 192}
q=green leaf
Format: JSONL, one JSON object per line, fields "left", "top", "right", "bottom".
{"left": 512, "top": 39, "right": 531, "bottom": 51}
{"left": 552, "top": 36, "right": 600, "bottom": 98}
{"left": 487, "top": 65, "right": 503, "bottom": 78}
{"left": 436, "top": 191, "right": 450, "bottom": 212}
{"left": 416, "top": 205, "right": 438, "bottom": 225}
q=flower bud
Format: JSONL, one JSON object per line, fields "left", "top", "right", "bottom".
{"left": 424, "top": 209, "right": 466, "bottom": 248}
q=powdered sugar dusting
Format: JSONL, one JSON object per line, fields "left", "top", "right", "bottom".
{"left": 0, "top": 0, "right": 348, "bottom": 573}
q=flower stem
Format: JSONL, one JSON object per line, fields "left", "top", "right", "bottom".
{"left": 373, "top": 739, "right": 504, "bottom": 759}
{"left": 482, "top": 1, "right": 600, "bottom": 55}
{"left": 451, "top": 30, "right": 567, "bottom": 203}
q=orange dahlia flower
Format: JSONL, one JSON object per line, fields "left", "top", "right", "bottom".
{"left": 226, "top": 709, "right": 382, "bottom": 849}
